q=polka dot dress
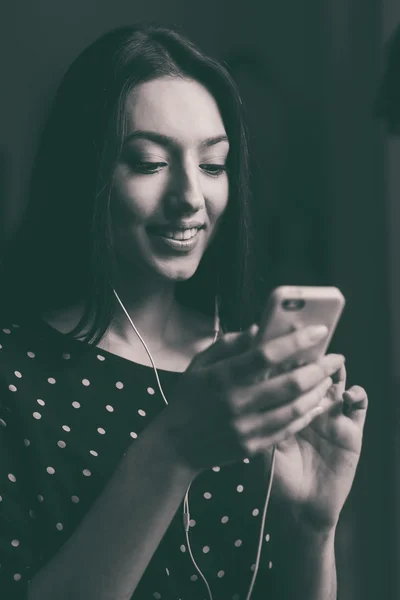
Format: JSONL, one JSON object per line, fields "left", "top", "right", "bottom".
{"left": 0, "top": 318, "right": 277, "bottom": 599}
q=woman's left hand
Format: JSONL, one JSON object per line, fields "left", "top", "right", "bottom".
{"left": 268, "top": 363, "right": 368, "bottom": 533}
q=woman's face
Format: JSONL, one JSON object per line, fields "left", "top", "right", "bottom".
{"left": 112, "top": 76, "right": 230, "bottom": 282}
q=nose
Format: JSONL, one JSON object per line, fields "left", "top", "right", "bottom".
{"left": 167, "top": 160, "right": 204, "bottom": 215}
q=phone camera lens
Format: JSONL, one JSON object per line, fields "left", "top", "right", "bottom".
{"left": 282, "top": 299, "right": 305, "bottom": 311}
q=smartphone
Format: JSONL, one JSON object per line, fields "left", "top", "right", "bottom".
{"left": 256, "top": 286, "right": 345, "bottom": 370}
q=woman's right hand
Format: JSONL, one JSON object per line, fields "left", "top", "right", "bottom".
{"left": 157, "top": 325, "right": 345, "bottom": 473}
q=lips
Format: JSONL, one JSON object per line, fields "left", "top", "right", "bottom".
{"left": 158, "top": 228, "right": 199, "bottom": 241}
{"left": 147, "top": 223, "right": 204, "bottom": 253}
{"left": 148, "top": 224, "right": 204, "bottom": 240}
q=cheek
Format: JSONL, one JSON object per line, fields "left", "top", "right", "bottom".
{"left": 112, "top": 167, "right": 167, "bottom": 222}
{"left": 205, "top": 177, "right": 229, "bottom": 222}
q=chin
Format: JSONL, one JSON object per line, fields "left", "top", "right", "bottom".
{"left": 152, "top": 257, "right": 201, "bottom": 282}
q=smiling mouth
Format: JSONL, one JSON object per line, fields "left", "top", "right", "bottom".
{"left": 148, "top": 226, "right": 204, "bottom": 241}
{"left": 161, "top": 228, "right": 199, "bottom": 240}
{"left": 147, "top": 224, "right": 204, "bottom": 252}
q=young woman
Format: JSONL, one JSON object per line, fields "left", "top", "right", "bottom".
{"left": 0, "top": 25, "right": 367, "bottom": 600}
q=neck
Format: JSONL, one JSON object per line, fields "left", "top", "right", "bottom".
{"left": 111, "top": 269, "right": 179, "bottom": 347}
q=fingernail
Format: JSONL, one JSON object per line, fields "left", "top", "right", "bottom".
{"left": 248, "top": 324, "right": 259, "bottom": 337}
{"left": 322, "top": 354, "right": 345, "bottom": 371}
{"left": 311, "top": 405, "right": 324, "bottom": 417}
{"left": 306, "top": 325, "right": 329, "bottom": 342}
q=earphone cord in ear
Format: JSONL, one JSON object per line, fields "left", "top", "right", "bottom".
{"left": 113, "top": 288, "right": 276, "bottom": 600}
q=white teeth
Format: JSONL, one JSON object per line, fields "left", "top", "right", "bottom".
{"left": 164, "top": 228, "right": 198, "bottom": 240}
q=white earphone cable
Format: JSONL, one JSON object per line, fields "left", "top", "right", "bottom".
{"left": 113, "top": 289, "right": 169, "bottom": 407}
{"left": 113, "top": 288, "right": 276, "bottom": 600}
{"left": 245, "top": 445, "right": 276, "bottom": 600}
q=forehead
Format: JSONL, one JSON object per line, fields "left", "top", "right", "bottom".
{"left": 125, "top": 77, "right": 227, "bottom": 145}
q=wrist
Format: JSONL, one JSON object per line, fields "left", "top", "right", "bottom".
{"left": 139, "top": 411, "right": 199, "bottom": 483}
{"left": 278, "top": 499, "right": 338, "bottom": 542}
{"left": 294, "top": 519, "right": 337, "bottom": 547}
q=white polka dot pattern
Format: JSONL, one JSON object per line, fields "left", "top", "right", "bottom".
{"left": 0, "top": 319, "right": 275, "bottom": 597}
{"left": 221, "top": 516, "right": 229, "bottom": 524}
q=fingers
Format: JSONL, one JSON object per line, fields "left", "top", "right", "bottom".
{"left": 234, "top": 376, "right": 333, "bottom": 437}
{"left": 190, "top": 325, "right": 258, "bottom": 370}
{"left": 331, "top": 363, "right": 346, "bottom": 386}
{"left": 244, "top": 394, "right": 329, "bottom": 454}
{"left": 343, "top": 385, "right": 368, "bottom": 426}
{"left": 231, "top": 353, "right": 345, "bottom": 413}
{"left": 259, "top": 324, "right": 328, "bottom": 364}
{"left": 227, "top": 324, "right": 329, "bottom": 381}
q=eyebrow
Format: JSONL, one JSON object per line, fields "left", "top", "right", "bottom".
{"left": 124, "top": 130, "right": 229, "bottom": 149}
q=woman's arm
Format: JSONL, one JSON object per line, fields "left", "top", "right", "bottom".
{"left": 27, "top": 327, "right": 348, "bottom": 600}
{"left": 271, "top": 519, "right": 337, "bottom": 600}
{"left": 29, "top": 417, "right": 195, "bottom": 600}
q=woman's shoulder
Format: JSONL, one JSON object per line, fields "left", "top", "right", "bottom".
{"left": 0, "top": 311, "right": 69, "bottom": 377}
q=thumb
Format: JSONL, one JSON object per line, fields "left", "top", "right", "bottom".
{"left": 343, "top": 386, "right": 368, "bottom": 428}
{"left": 189, "top": 324, "right": 259, "bottom": 370}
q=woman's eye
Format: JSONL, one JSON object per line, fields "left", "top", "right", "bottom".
{"left": 132, "top": 162, "right": 167, "bottom": 174}
{"left": 200, "top": 164, "right": 227, "bottom": 177}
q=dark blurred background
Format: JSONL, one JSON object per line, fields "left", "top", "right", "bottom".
{"left": 0, "top": 1, "right": 398, "bottom": 598}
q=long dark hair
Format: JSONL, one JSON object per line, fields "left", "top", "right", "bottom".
{"left": 1, "top": 25, "right": 259, "bottom": 343}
